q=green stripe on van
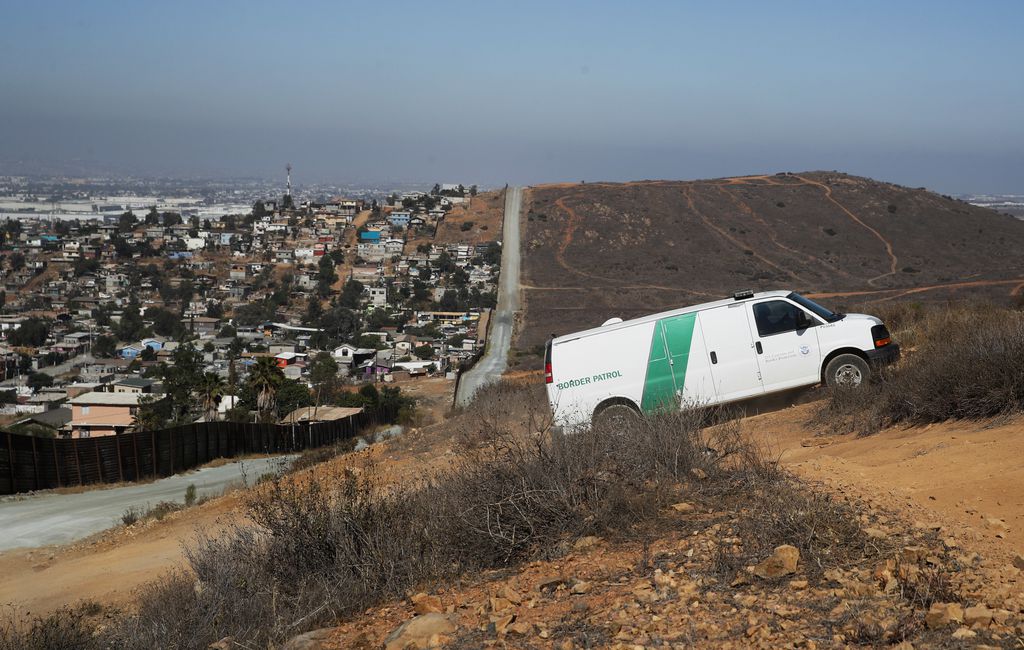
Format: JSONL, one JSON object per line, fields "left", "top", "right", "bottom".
{"left": 640, "top": 313, "right": 696, "bottom": 413}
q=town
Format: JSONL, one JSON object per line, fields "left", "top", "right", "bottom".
{"left": 0, "top": 171, "right": 500, "bottom": 438}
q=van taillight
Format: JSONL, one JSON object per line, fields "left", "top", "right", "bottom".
{"left": 871, "top": 324, "right": 892, "bottom": 348}
{"left": 544, "top": 339, "right": 553, "bottom": 384}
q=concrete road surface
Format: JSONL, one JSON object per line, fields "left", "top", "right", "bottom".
{"left": 0, "top": 455, "right": 294, "bottom": 551}
{"left": 456, "top": 186, "right": 523, "bottom": 406}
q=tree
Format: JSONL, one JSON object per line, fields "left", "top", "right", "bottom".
{"left": 253, "top": 201, "right": 268, "bottom": 219}
{"left": 469, "top": 185, "right": 478, "bottom": 197}
{"left": 276, "top": 379, "right": 313, "bottom": 419}
{"left": 414, "top": 344, "right": 434, "bottom": 360}
{"left": 161, "top": 344, "right": 204, "bottom": 423}
{"left": 117, "top": 211, "right": 137, "bottom": 233}
{"left": 8, "top": 318, "right": 49, "bottom": 347}
{"left": 317, "top": 254, "right": 337, "bottom": 298}
{"left": 149, "top": 307, "right": 184, "bottom": 338}
{"left": 27, "top": 372, "right": 53, "bottom": 391}
{"left": 339, "top": 278, "right": 364, "bottom": 310}
{"left": 197, "top": 372, "right": 226, "bottom": 422}
{"left": 145, "top": 206, "right": 160, "bottom": 226}
{"left": 93, "top": 335, "right": 117, "bottom": 358}
{"left": 132, "top": 394, "right": 168, "bottom": 431}
{"left": 162, "top": 212, "right": 182, "bottom": 227}
{"left": 309, "top": 351, "right": 338, "bottom": 386}
{"left": 247, "top": 357, "right": 283, "bottom": 421}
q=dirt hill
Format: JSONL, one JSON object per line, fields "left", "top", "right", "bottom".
{"left": 516, "top": 172, "right": 1024, "bottom": 353}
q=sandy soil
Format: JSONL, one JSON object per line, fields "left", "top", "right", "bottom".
{"left": 748, "top": 404, "right": 1024, "bottom": 558}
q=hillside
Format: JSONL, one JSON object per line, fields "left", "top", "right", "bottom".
{"left": 516, "top": 172, "right": 1024, "bottom": 353}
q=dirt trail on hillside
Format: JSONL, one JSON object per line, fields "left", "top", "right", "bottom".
{"left": 746, "top": 404, "right": 1024, "bottom": 559}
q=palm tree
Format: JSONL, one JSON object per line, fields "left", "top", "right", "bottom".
{"left": 248, "top": 357, "right": 283, "bottom": 421}
{"left": 197, "top": 372, "right": 226, "bottom": 422}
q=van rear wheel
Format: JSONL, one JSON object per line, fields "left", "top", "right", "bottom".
{"left": 592, "top": 402, "right": 640, "bottom": 430}
{"left": 824, "top": 354, "right": 870, "bottom": 388}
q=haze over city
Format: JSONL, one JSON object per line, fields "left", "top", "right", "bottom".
{"left": 2, "top": 1, "right": 1023, "bottom": 193}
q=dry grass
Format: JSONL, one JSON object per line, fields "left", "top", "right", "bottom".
{"left": 814, "top": 303, "right": 1024, "bottom": 434}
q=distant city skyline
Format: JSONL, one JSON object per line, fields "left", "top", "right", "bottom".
{"left": 2, "top": 1, "right": 1022, "bottom": 195}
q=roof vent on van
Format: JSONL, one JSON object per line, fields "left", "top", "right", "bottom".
{"left": 733, "top": 289, "right": 754, "bottom": 300}
{"left": 602, "top": 317, "right": 623, "bottom": 326}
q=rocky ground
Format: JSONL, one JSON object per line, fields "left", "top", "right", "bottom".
{"left": 284, "top": 489, "right": 1024, "bottom": 649}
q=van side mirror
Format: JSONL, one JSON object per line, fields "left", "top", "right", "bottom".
{"left": 795, "top": 311, "right": 812, "bottom": 330}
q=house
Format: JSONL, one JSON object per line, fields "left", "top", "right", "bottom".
{"left": 388, "top": 211, "right": 411, "bottom": 227}
{"left": 119, "top": 344, "right": 144, "bottom": 360}
{"left": 332, "top": 344, "right": 376, "bottom": 367}
{"left": 66, "top": 391, "right": 154, "bottom": 438}
{"left": 281, "top": 405, "right": 362, "bottom": 425}
{"left": 182, "top": 316, "right": 220, "bottom": 336}
{"left": 367, "top": 286, "right": 387, "bottom": 307}
{"left": 114, "top": 377, "right": 160, "bottom": 394}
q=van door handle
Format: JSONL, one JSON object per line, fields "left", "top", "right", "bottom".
{"left": 755, "top": 341, "right": 763, "bottom": 354}
{"left": 710, "top": 351, "right": 718, "bottom": 364}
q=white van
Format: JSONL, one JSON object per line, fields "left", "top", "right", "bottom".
{"left": 544, "top": 290, "right": 899, "bottom": 428}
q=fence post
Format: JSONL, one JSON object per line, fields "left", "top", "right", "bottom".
{"left": 132, "top": 432, "right": 141, "bottom": 482}
{"left": 6, "top": 432, "right": 16, "bottom": 494}
{"left": 115, "top": 431, "right": 125, "bottom": 482}
{"left": 94, "top": 438, "right": 103, "bottom": 483}
{"left": 151, "top": 430, "right": 158, "bottom": 478}
{"left": 170, "top": 429, "right": 176, "bottom": 474}
{"left": 30, "top": 434, "right": 40, "bottom": 491}
{"left": 73, "top": 438, "right": 82, "bottom": 485}
{"left": 52, "top": 438, "right": 62, "bottom": 488}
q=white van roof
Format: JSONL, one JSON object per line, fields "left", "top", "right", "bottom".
{"left": 553, "top": 290, "right": 793, "bottom": 345}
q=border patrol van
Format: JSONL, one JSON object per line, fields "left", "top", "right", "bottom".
{"left": 544, "top": 290, "right": 899, "bottom": 428}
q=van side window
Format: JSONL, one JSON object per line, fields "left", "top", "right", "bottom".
{"left": 753, "top": 300, "right": 809, "bottom": 337}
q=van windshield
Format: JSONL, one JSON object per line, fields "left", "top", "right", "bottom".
{"left": 787, "top": 292, "right": 844, "bottom": 322}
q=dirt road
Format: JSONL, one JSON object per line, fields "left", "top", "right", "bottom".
{"left": 456, "top": 186, "right": 522, "bottom": 406}
{"left": 0, "top": 455, "right": 293, "bottom": 552}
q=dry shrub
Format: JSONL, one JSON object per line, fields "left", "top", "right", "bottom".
{"left": 0, "top": 605, "right": 99, "bottom": 650}
{"left": 814, "top": 303, "right": 1024, "bottom": 434}
{"left": 103, "top": 384, "right": 775, "bottom": 647}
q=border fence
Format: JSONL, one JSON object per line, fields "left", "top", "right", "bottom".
{"left": 1, "top": 411, "right": 371, "bottom": 495}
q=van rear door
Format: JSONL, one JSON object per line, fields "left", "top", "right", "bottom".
{"left": 699, "top": 305, "right": 764, "bottom": 402}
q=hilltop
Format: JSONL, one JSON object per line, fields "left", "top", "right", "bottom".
{"left": 515, "top": 172, "right": 1024, "bottom": 354}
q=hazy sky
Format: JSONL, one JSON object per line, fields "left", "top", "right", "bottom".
{"left": 2, "top": 1, "right": 1022, "bottom": 193}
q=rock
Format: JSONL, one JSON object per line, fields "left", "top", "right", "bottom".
{"left": 753, "top": 545, "right": 800, "bottom": 579}
{"left": 506, "top": 620, "right": 532, "bottom": 636}
{"left": 573, "top": 535, "right": 602, "bottom": 550}
{"left": 491, "top": 613, "right": 515, "bottom": 635}
{"left": 208, "top": 638, "right": 234, "bottom": 650}
{"left": 383, "top": 613, "right": 455, "bottom": 650}
{"left": 951, "top": 626, "right": 976, "bottom": 639}
{"left": 964, "top": 604, "right": 993, "bottom": 628}
{"left": 570, "top": 579, "right": 592, "bottom": 595}
{"left": 282, "top": 628, "right": 336, "bottom": 650}
{"left": 925, "top": 602, "right": 964, "bottom": 628}
{"left": 489, "top": 596, "right": 513, "bottom": 612}
{"left": 730, "top": 574, "right": 751, "bottom": 587}
{"left": 499, "top": 586, "right": 522, "bottom": 605}
{"left": 690, "top": 468, "right": 708, "bottom": 480}
{"left": 863, "top": 527, "right": 887, "bottom": 540}
{"left": 987, "top": 518, "right": 1009, "bottom": 531}
{"left": 901, "top": 546, "right": 928, "bottom": 563}
{"left": 1013, "top": 555, "right": 1024, "bottom": 570}
{"left": 789, "top": 579, "right": 808, "bottom": 590}
{"left": 411, "top": 592, "right": 443, "bottom": 615}
{"left": 535, "top": 575, "right": 566, "bottom": 592}
{"left": 671, "top": 502, "right": 696, "bottom": 513}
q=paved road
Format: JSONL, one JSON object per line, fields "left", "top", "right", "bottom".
{"left": 0, "top": 455, "right": 294, "bottom": 551}
{"left": 456, "top": 186, "right": 523, "bottom": 406}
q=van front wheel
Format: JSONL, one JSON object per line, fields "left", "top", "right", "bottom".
{"left": 824, "top": 354, "right": 870, "bottom": 388}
